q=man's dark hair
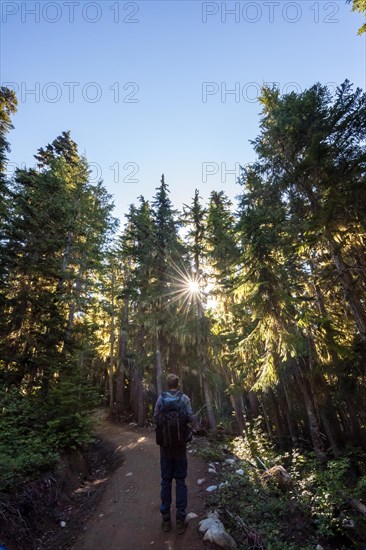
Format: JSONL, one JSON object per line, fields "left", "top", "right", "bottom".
{"left": 166, "top": 373, "right": 180, "bottom": 389}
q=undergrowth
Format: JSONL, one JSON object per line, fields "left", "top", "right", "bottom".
{"left": 199, "top": 417, "right": 366, "bottom": 549}
{"left": 0, "top": 380, "right": 98, "bottom": 492}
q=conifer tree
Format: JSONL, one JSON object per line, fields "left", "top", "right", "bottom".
{"left": 0, "top": 131, "right": 116, "bottom": 394}
{"left": 0, "top": 87, "right": 17, "bottom": 225}
{"left": 255, "top": 81, "right": 366, "bottom": 340}
{"left": 151, "top": 175, "right": 185, "bottom": 394}
{"left": 183, "top": 189, "right": 217, "bottom": 432}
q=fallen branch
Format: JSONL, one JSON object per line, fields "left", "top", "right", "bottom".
{"left": 255, "top": 456, "right": 268, "bottom": 470}
{"left": 349, "top": 499, "right": 366, "bottom": 516}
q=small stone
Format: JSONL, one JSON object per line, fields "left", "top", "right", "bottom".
{"left": 206, "top": 485, "right": 218, "bottom": 492}
{"left": 208, "top": 462, "right": 216, "bottom": 469}
{"left": 60, "top": 521, "right": 66, "bottom": 528}
{"left": 225, "top": 458, "right": 236, "bottom": 465}
{"left": 208, "top": 467, "right": 217, "bottom": 474}
{"left": 219, "top": 481, "right": 229, "bottom": 488}
{"left": 125, "top": 472, "right": 133, "bottom": 476}
{"left": 197, "top": 478, "right": 206, "bottom": 485}
{"left": 316, "top": 546, "right": 324, "bottom": 550}
{"left": 186, "top": 512, "right": 198, "bottom": 520}
{"left": 342, "top": 518, "right": 355, "bottom": 528}
{"left": 235, "top": 469, "right": 244, "bottom": 475}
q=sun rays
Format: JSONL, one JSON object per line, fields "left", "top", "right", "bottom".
{"left": 157, "top": 257, "right": 204, "bottom": 319}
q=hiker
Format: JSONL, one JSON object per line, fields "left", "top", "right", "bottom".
{"left": 154, "top": 373, "right": 195, "bottom": 534}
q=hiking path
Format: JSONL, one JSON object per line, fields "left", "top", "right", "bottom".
{"left": 72, "top": 418, "right": 216, "bottom": 550}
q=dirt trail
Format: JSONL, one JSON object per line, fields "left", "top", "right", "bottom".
{"left": 72, "top": 420, "right": 212, "bottom": 550}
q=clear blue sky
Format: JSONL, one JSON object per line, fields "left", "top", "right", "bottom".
{"left": 1, "top": 0, "right": 365, "bottom": 219}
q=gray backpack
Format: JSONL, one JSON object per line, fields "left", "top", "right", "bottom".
{"left": 156, "top": 392, "right": 190, "bottom": 447}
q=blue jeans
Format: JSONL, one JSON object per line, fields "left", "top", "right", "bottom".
{"left": 160, "top": 454, "right": 187, "bottom": 519}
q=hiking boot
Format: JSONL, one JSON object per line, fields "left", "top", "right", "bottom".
{"left": 176, "top": 516, "right": 187, "bottom": 534}
{"left": 161, "top": 514, "right": 171, "bottom": 532}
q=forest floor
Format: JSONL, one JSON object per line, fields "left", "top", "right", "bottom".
{"left": 70, "top": 414, "right": 215, "bottom": 550}
{"left": 1, "top": 411, "right": 218, "bottom": 550}
{"left": 2, "top": 412, "right": 365, "bottom": 549}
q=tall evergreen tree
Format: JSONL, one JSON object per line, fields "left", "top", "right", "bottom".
{"left": 183, "top": 190, "right": 217, "bottom": 432}
{"left": 151, "top": 175, "right": 185, "bottom": 394}
{"left": 0, "top": 87, "right": 17, "bottom": 225}
{"left": 0, "top": 131, "right": 116, "bottom": 393}
{"left": 255, "top": 81, "right": 366, "bottom": 340}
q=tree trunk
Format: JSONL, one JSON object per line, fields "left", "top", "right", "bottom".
{"left": 196, "top": 301, "right": 216, "bottom": 433}
{"left": 338, "top": 407, "right": 352, "bottom": 438}
{"left": 320, "top": 409, "right": 339, "bottom": 456}
{"left": 116, "top": 296, "right": 129, "bottom": 418}
{"left": 316, "top": 374, "right": 344, "bottom": 450}
{"left": 202, "top": 369, "right": 217, "bottom": 433}
{"left": 347, "top": 402, "right": 366, "bottom": 448}
{"left": 282, "top": 380, "right": 298, "bottom": 447}
{"left": 260, "top": 394, "right": 273, "bottom": 440}
{"left": 248, "top": 391, "right": 260, "bottom": 418}
{"left": 294, "top": 366, "right": 326, "bottom": 462}
{"left": 156, "top": 328, "right": 163, "bottom": 396}
{"left": 228, "top": 394, "right": 245, "bottom": 434}
{"left": 268, "top": 388, "right": 287, "bottom": 448}
{"left": 108, "top": 270, "right": 115, "bottom": 410}
{"left": 115, "top": 371, "right": 124, "bottom": 418}
{"left": 137, "top": 368, "right": 145, "bottom": 426}
{"left": 221, "top": 365, "right": 245, "bottom": 433}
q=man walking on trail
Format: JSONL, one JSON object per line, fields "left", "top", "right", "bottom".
{"left": 154, "top": 373, "right": 195, "bottom": 534}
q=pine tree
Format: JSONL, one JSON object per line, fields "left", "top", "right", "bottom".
{"left": 255, "top": 81, "right": 366, "bottom": 340}
{"left": 183, "top": 189, "right": 217, "bottom": 432}
{"left": 0, "top": 87, "right": 17, "bottom": 225}
{"left": 0, "top": 132, "right": 116, "bottom": 394}
{"left": 151, "top": 175, "right": 185, "bottom": 394}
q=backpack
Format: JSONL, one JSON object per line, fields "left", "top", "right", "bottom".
{"left": 156, "top": 391, "right": 191, "bottom": 448}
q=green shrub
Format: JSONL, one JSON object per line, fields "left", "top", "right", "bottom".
{"left": 195, "top": 441, "right": 226, "bottom": 462}
{"left": 0, "top": 376, "right": 97, "bottom": 491}
{"left": 205, "top": 418, "right": 365, "bottom": 549}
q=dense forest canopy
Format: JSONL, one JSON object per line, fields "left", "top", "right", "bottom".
{"left": 0, "top": 81, "right": 366, "bottom": 546}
